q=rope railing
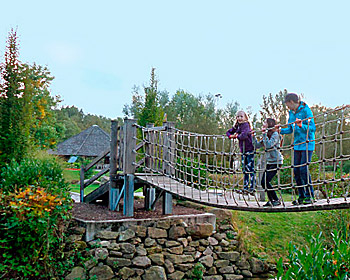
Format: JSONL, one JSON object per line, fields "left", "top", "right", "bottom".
{"left": 133, "top": 105, "right": 350, "bottom": 211}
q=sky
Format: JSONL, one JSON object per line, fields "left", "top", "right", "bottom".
{"left": 0, "top": 1, "right": 349, "bottom": 119}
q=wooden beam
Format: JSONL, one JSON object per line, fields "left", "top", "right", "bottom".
{"left": 80, "top": 166, "right": 85, "bottom": 202}
{"left": 123, "top": 119, "right": 137, "bottom": 174}
{"left": 84, "top": 167, "right": 110, "bottom": 188}
{"left": 135, "top": 141, "right": 145, "bottom": 152}
{"left": 109, "top": 120, "right": 119, "bottom": 210}
{"left": 85, "top": 149, "right": 110, "bottom": 171}
{"left": 124, "top": 174, "right": 134, "bottom": 217}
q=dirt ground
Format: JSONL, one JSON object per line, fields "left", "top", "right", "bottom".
{"left": 72, "top": 198, "right": 205, "bottom": 221}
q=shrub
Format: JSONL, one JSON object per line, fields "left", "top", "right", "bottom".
{"left": 0, "top": 152, "right": 68, "bottom": 195}
{"left": 0, "top": 153, "right": 75, "bottom": 279}
{"left": 176, "top": 156, "right": 210, "bottom": 190}
{"left": 272, "top": 153, "right": 320, "bottom": 192}
{"left": 277, "top": 231, "right": 350, "bottom": 279}
{"left": 343, "top": 161, "right": 350, "bottom": 174}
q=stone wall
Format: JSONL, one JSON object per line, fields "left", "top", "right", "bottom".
{"left": 65, "top": 209, "right": 271, "bottom": 280}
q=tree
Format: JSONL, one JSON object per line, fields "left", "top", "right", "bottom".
{"left": 123, "top": 68, "right": 165, "bottom": 127}
{"left": 26, "top": 63, "right": 64, "bottom": 149}
{"left": 0, "top": 30, "right": 65, "bottom": 166}
{"left": 0, "top": 29, "right": 33, "bottom": 166}
{"left": 259, "top": 89, "right": 289, "bottom": 124}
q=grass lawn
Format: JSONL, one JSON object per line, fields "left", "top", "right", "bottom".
{"left": 234, "top": 209, "right": 349, "bottom": 264}
{"left": 63, "top": 168, "right": 100, "bottom": 195}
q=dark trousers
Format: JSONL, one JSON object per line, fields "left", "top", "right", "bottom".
{"left": 261, "top": 164, "right": 279, "bottom": 202}
{"left": 294, "top": 150, "right": 314, "bottom": 199}
{"left": 241, "top": 153, "right": 255, "bottom": 190}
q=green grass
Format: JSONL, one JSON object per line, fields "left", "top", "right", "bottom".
{"left": 234, "top": 209, "right": 350, "bottom": 264}
{"left": 63, "top": 169, "right": 100, "bottom": 195}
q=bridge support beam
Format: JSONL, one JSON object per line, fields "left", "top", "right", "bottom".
{"left": 122, "top": 119, "right": 137, "bottom": 217}
{"left": 109, "top": 120, "right": 119, "bottom": 210}
{"left": 124, "top": 174, "right": 134, "bottom": 217}
{"left": 145, "top": 187, "right": 156, "bottom": 210}
{"left": 162, "top": 192, "right": 172, "bottom": 214}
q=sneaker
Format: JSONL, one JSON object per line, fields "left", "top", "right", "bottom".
{"left": 272, "top": 200, "right": 281, "bottom": 206}
{"left": 263, "top": 201, "right": 273, "bottom": 207}
{"left": 303, "top": 198, "right": 313, "bottom": 204}
{"left": 292, "top": 197, "right": 305, "bottom": 205}
{"left": 248, "top": 189, "right": 256, "bottom": 195}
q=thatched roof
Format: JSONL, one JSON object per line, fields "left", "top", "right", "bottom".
{"left": 49, "top": 125, "right": 110, "bottom": 157}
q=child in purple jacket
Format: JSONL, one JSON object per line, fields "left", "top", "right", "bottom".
{"left": 226, "top": 111, "right": 256, "bottom": 194}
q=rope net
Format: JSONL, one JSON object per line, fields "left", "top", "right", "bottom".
{"left": 133, "top": 105, "right": 350, "bottom": 211}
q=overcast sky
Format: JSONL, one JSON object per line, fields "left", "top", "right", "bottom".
{"left": 0, "top": 1, "right": 349, "bottom": 119}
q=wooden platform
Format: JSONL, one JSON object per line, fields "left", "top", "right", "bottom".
{"left": 136, "top": 174, "right": 350, "bottom": 212}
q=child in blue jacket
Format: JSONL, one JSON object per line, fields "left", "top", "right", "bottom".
{"left": 280, "top": 93, "right": 316, "bottom": 205}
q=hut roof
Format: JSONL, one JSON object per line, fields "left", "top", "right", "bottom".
{"left": 49, "top": 125, "right": 110, "bottom": 157}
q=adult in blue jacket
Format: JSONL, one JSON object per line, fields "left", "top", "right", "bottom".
{"left": 280, "top": 93, "right": 316, "bottom": 205}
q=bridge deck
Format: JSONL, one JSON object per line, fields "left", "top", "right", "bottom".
{"left": 136, "top": 174, "right": 350, "bottom": 212}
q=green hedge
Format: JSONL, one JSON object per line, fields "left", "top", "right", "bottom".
{"left": 0, "top": 153, "right": 76, "bottom": 279}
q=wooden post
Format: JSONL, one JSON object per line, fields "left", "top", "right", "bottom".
{"left": 80, "top": 166, "right": 85, "bottom": 202}
{"left": 109, "top": 120, "right": 119, "bottom": 210}
{"left": 145, "top": 187, "right": 156, "bottom": 210}
{"left": 144, "top": 123, "right": 156, "bottom": 210}
{"left": 162, "top": 121, "right": 175, "bottom": 214}
{"left": 123, "top": 119, "right": 137, "bottom": 217}
{"left": 123, "top": 119, "right": 137, "bottom": 174}
{"left": 124, "top": 174, "right": 134, "bottom": 216}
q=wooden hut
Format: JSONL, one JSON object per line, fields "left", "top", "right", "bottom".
{"left": 48, "top": 125, "right": 110, "bottom": 168}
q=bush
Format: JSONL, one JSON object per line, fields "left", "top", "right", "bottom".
{"left": 343, "top": 161, "right": 350, "bottom": 174}
{"left": 176, "top": 156, "right": 210, "bottom": 190}
{"left": 277, "top": 231, "right": 350, "bottom": 279}
{"left": 273, "top": 153, "right": 320, "bottom": 191}
{"left": 0, "top": 153, "right": 75, "bottom": 279}
{"left": 0, "top": 152, "right": 68, "bottom": 195}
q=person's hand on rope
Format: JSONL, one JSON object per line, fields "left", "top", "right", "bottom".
{"left": 274, "top": 124, "right": 285, "bottom": 131}
{"left": 295, "top": 118, "right": 302, "bottom": 128}
{"left": 229, "top": 133, "right": 238, "bottom": 139}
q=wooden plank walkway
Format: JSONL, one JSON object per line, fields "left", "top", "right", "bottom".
{"left": 136, "top": 174, "right": 350, "bottom": 212}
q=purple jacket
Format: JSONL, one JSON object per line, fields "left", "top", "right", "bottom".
{"left": 226, "top": 122, "right": 254, "bottom": 153}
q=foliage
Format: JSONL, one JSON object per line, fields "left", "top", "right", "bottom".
{"left": 188, "top": 262, "right": 205, "bottom": 280}
{"left": 26, "top": 63, "right": 64, "bottom": 149}
{"left": 277, "top": 231, "right": 350, "bottom": 279}
{"left": 268, "top": 152, "right": 320, "bottom": 191}
{"left": 167, "top": 90, "right": 223, "bottom": 134}
{"left": 0, "top": 152, "right": 68, "bottom": 195}
{"left": 259, "top": 89, "right": 289, "bottom": 124}
{"left": 0, "top": 154, "right": 74, "bottom": 279}
{"left": 176, "top": 156, "right": 210, "bottom": 190}
{"left": 0, "top": 30, "right": 66, "bottom": 168}
{"left": 318, "top": 210, "right": 350, "bottom": 246}
{"left": 54, "top": 105, "right": 116, "bottom": 141}
{"left": 0, "top": 29, "right": 33, "bottom": 167}
{"left": 312, "top": 104, "right": 350, "bottom": 159}
{"left": 123, "top": 68, "right": 165, "bottom": 127}
{"left": 342, "top": 160, "right": 350, "bottom": 174}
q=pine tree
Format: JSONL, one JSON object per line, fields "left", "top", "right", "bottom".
{"left": 0, "top": 29, "right": 33, "bottom": 166}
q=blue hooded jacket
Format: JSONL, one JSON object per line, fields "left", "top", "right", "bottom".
{"left": 280, "top": 101, "right": 316, "bottom": 151}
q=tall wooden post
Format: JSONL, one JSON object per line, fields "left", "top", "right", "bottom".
{"left": 123, "top": 119, "right": 137, "bottom": 217}
{"left": 145, "top": 123, "right": 155, "bottom": 210}
{"left": 162, "top": 121, "right": 175, "bottom": 214}
{"left": 109, "top": 120, "right": 119, "bottom": 210}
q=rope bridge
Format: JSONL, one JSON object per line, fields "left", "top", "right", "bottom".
{"left": 132, "top": 105, "right": 350, "bottom": 212}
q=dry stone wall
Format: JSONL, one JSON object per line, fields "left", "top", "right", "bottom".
{"left": 65, "top": 209, "right": 270, "bottom": 280}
